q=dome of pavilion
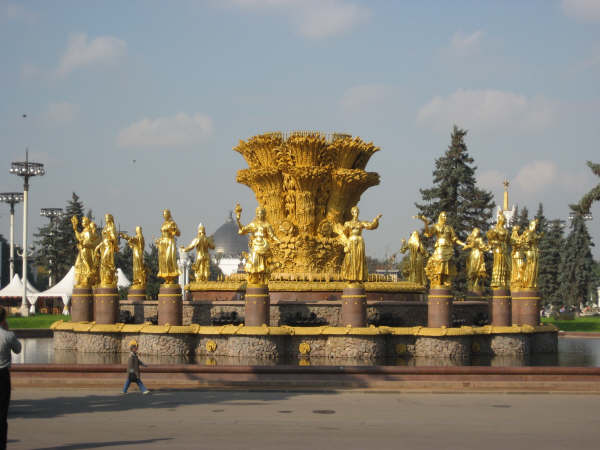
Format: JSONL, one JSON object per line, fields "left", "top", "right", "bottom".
{"left": 211, "top": 212, "right": 249, "bottom": 258}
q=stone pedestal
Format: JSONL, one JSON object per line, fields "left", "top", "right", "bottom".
{"left": 428, "top": 287, "right": 453, "bottom": 328}
{"left": 245, "top": 284, "right": 270, "bottom": 326}
{"left": 71, "top": 286, "right": 93, "bottom": 322}
{"left": 513, "top": 288, "right": 540, "bottom": 326}
{"left": 491, "top": 288, "right": 511, "bottom": 326}
{"left": 127, "top": 286, "right": 146, "bottom": 302}
{"left": 158, "top": 284, "right": 182, "bottom": 326}
{"left": 511, "top": 289, "right": 521, "bottom": 325}
{"left": 94, "top": 286, "right": 119, "bottom": 324}
{"left": 341, "top": 284, "right": 367, "bottom": 327}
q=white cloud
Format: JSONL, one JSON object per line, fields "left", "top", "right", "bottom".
{"left": 223, "top": 0, "right": 370, "bottom": 38}
{"left": 562, "top": 0, "right": 600, "bottom": 23}
{"left": 117, "top": 113, "right": 214, "bottom": 149}
{"left": 514, "top": 161, "right": 558, "bottom": 194}
{"left": 416, "top": 89, "right": 556, "bottom": 134}
{"left": 448, "top": 30, "right": 484, "bottom": 57}
{"left": 340, "top": 84, "right": 397, "bottom": 112}
{"left": 43, "top": 102, "right": 79, "bottom": 125}
{"left": 55, "top": 33, "right": 126, "bottom": 77}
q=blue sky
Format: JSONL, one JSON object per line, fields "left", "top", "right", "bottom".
{"left": 0, "top": 0, "right": 599, "bottom": 260}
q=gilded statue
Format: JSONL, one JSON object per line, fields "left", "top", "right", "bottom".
{"left": 335, "top": 206, "right": 382, "bottom": 283}
{"left": 72, "top": 216, "right": 100, "bottom": 288}
{"left": 94, "top": 213, "right": 119, "bottom": 287}
{"left": 521, "top": 219, "right": 543, "bottom": 289}
{"left": 510, "top": 225, "right": 524, "bottom": 289}
{"left": 120, "top": 226, "right": 147, "bottom": 287}
{"left": 486, "top": 213, "right": 510, "bottom": 289}
{"left": 418, "top": 212, "right": 466, "bottom": 288}
{"left": 235, "top": 203, "right": 280, "bottom": 285}
{"left": 399, "top": 230, "right": 427, "bottom": 286}
{"left": 462, "top": 228, "right": 490, "bottom": 293}
{"left": 181, "top": 223, "right": 215, "bottom": 282}
{"left": 155, "top": 209, "right": 181, "bottom": 285}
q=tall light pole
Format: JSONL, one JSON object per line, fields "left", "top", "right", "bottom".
{"left": 10, "top": 150, "right": 45, "bottom": 316}
{"left": 0, "top": 192, "right": 23, "bottom": 281}
{"left": 40, "top": 208, "right": 63, "bottom": 287}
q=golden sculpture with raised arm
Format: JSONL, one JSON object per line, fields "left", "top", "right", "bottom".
{"left": 486, "top": 213, "right": 510, "bottom": 289}
{"left": 398, "top": 229, "right": 428, "bottom": 286}
{"left": 120, "top": 226, "right": 147, "bottom": 287}
{"left": 418, "top": 212, "right": 466, "bottom": 288}
{"left": 72, "top": 215, "right": 100, "bottom": 287}
{"left": 94, "top": 213, "right": 119, "bottom": 287}
{"left": 521, "top": 219, "right": 543, "bottom": 289}
{"left": 510, "top": 225, "right": 524, "bottom": 290}
{"left": 335, "top": 206, "right": 382, "bottom": 283}
{"left": 462, "top": 227, "right": 490, "bottom": 293}
{"left": 235, "top": 203, "right": 281, "bottom": 285}
{"left": 181, "top": 223, "right": 215, "bottom": 282}
{"left": 155, "top": 209, "right": 181, "bottom": 285}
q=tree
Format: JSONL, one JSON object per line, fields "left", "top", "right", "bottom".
{"left": 570, "top": 161, "right": 599, "bottom": 216}
{"left": 515, "top": 206, "right": 530, "bottom": 230}
{"left": 144, "top": 243, "right": 160, "bottom": 299}
{"left": 559, "top": 214, "right": 595, "bottom": 306}
{"left": 415, "top": 125, "right": 495, "bottom": 295}
{"left": 534, "top": 203, "right": 548, "bottom": 234}
{"left": 538, "top": 219, "right": 565, "bottom": 305}
{"left": 0, "top": 235, "right": 9, "bottom": 287}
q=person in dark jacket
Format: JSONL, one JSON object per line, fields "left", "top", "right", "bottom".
{"left": 123, "top": 340, "right": 150, "bottom": 394}
{"left": 1, "top": 306, "right": 22, "bottom": 449}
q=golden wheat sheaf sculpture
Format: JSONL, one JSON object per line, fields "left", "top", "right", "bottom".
{"left": 235, "top": 131, "right": 380, "bottom": 280}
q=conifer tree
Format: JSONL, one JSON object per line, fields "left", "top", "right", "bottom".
{"left": 538, "top": 219, "right": 564, "bottom": 305}
{"left": 144, "top": 243, "right": 160, "bottom": 299}
{"left": 559, "top": 214, "right": 595, "bottom": 306}
{"left": 515, "top": 206, "right": 530, "bottom": 230}
{"left": 415, "top": 125, "right": 495, "bottom": 295}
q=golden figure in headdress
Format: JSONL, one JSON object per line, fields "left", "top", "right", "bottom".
{"left": 94, "top": 213, "right": 119, "bottom": 287}
{"left": 510, "top": 225, "right": 524, "bottom": 289}
{"left": 156, "top": 209, "right": 180, "bottom": 284}
{"left": 486, "top": 213, "right": 510, "bottom": 289}
{"left": 335, "top": 206, "right": 382, "bottom": 283}
{"left": 120, "top": 226, "right": 147, "bottom": 287}
{"left": 181, "top": 223, "right": 215, "bottom": 282}
{"left": 462, "top": 227, "right": 490, "bottom": 293}
{"left": 399, "top": 230, "right": 428, "bottom": 286}
{"left": 235, "top": 203, "right": 280, "bottom": 285}
{"left": 418, "top": 212, "right": 466, "bottom": 288}
{"left": 72, "top": 216, "right": 100, "bottom": 287}
{"left": 521, "top": 219, "right": 543, "bottom": 288}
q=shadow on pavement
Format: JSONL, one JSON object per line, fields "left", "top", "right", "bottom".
{"left": 32, "top": 438, "right": 172, "bottom": 449}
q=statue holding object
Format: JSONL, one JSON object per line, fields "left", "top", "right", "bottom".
{"left": 181, "top": 223, "right": 215, "bottom": 282}
{"left": 120, "top": 226, "right": 147, "bottom": 287}
{"left": 399, "top": 229, "right": 428, "bottom": 286}
{"left": 462, "top": 227, "right": 490, "bottom": 294}
{"left": 95, "top": 213, "right": 119, "bottom": 287}
{"left": 156, "top": 209, "right": 181, "bottom": 285}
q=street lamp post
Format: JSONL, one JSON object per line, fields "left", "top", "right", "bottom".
{"left": 40, "top": 208, "right": 63, "bottom": 287}
{"left": 0, "top": 192, "right": 24, "bottom": 281}
{"left": 10, "top": 151, "right": 45, "bottom": 316}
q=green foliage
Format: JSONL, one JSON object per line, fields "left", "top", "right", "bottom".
{"left": 7, "top": 314, "right": 70, "bottom": 329}
{"left": 570, "top": 161, "right": 600, "bottom": 215}
{"left": 415, "top": 125, "right": 495, "bottom": 295}
{"left": 515, "top": 205, "right": 530, "bottom": 230}
{"left": 559, "top": 214, "right": 596, "bottom": 306}
{"left": 538, "top": 219, "right": 565, "bottom": 304}
{"left": 144, "top": 243, "right": 160, "bottom": 299}
{"left": 542, "top": 316, "right": 600, "bottom": 332}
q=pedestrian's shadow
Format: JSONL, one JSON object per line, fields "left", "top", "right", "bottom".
{"left": 32, "top": 438, "right": 171, "bottom": 449}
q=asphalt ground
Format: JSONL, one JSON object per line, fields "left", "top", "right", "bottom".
{"left": 6, "top": 388, "right": 600, "bottom": 450}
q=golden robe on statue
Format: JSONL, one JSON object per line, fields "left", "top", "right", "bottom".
{"left": 156, "top": 209, "right": 180, "bottom": 284}
{"left": 486, "top": 214, "right": 510, "bottom": 289}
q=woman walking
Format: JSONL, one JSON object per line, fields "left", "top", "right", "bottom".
{"left": 123, "top": 340, "right": 150, "bottom": 394}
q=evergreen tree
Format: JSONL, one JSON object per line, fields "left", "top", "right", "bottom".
{"left": 0, "top": 235, "right": 9, "bottom": 287}
{"left": 534, "top": 203, "right": 548, "bottom": 233}
{"left": 415, "top": 125, "right": 495, "bottom": 295}
{"left": 559, "top": 214, "right": 595, "bottom": 306}
{"left": 538, "top": 219, "right": 564, "bottom": 305}
{"left": 115, "top": 242, "right": 133, "bottom": 283}
{"left": 144, "top": 243, "right": 160, "bottom": 299}
{"left": 515, "top": 206, "right": 530, "bottom": 230}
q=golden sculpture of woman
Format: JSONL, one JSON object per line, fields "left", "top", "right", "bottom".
{"left": 72, "top": 216, "right": 99, "bottom": 287}
{"left": 94, "top": 213, "right": 119, "bottom": 287}
{"left": 486, "top": 214, "right": 510, "bottom": 289}
{"left": 336, "top": 206, "right": 382, "bottom": 283}
{"left": 181, "top": 223, "right": 215, "bottom": 282}
{"left": 235, "top": 203, "right": 280, "bottom": 285}
{"left": 399, "top": 230, "right": 428, "bottom": 286}
{"left": 155, "top": 209, "right": 181, "bottom": 285}
{"left": 120, "top": 226, "right": 147, "bottom": 287}
{"left": 418, "top": 212, "right": 466, "bottom": 288}
{"left": 521, "top": 219, "right": 543, "bottom": 289}
{"left": 510, "top": 225, "right": 524, "bottom": 289}
{"left": 462, "top": 227, "right": 490, "bottom": 293}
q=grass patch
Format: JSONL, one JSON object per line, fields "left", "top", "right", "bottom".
{"left": 542, "top": 316, "right": 600, "bottom": 332}
{"left": 7, "top": 314, "right": 70, "bottom": 329}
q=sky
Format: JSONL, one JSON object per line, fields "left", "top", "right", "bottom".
{"left": 0, "top": 0, "right": 599, "bottom": 261}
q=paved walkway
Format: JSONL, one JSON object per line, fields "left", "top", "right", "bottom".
{"left": 7, "top": 388, "right": 600, "bottom": 449}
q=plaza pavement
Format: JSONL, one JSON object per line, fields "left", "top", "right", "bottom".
{"left": 6, "top": 388, "right": 600, "bottom": 450}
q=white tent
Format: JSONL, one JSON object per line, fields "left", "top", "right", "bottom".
{"left": 0, "top": 274, "right": 40, "bottom": 301}
{"left": 29, "top": 267, "right": 131, "bottom": 315}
